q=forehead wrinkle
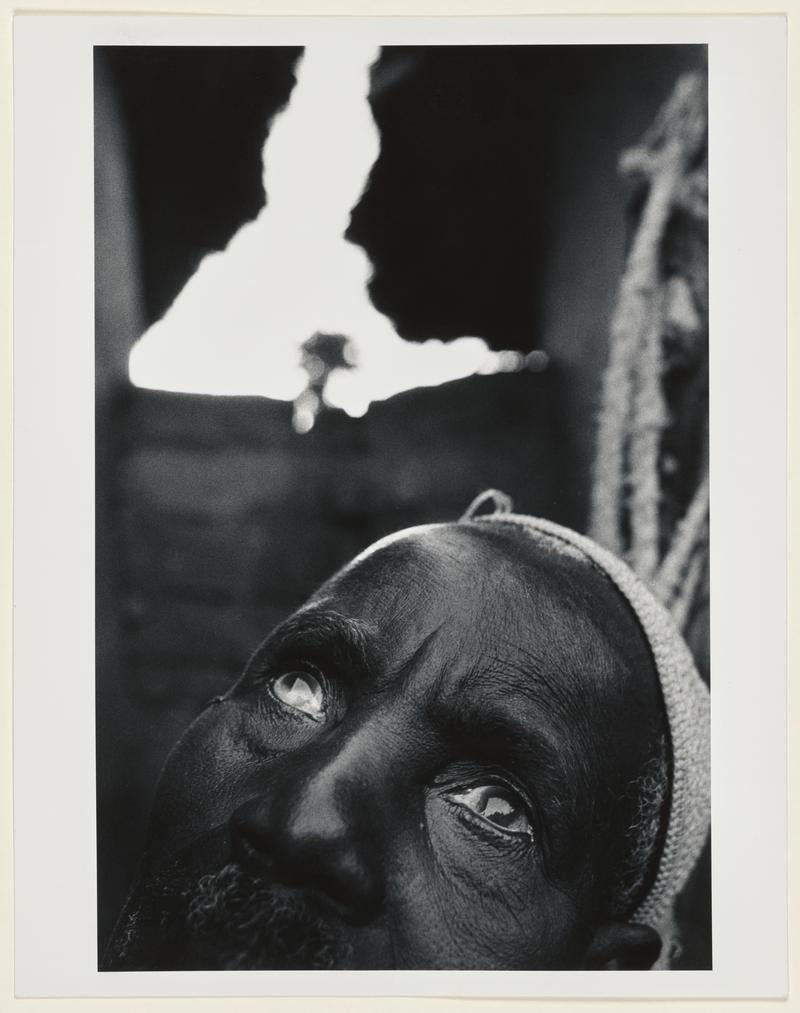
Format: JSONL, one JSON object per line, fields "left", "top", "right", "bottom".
{"left": 400, "top": 620, "right": 493, "bottom": 717}
{"left": 453, "top": 570, "right": 600, "bottom": 734}
{"left": 470, "top": 653, "right": 597, "bottom": 778}
{"left": 484, "top": 525, "right": 653, "bottom": 694}
{"left": 476, "top": 645, "right": 592, "bottom": 736}
{"left": 480, "top": 558, "right": 652, "bottom": 750}
{"left": 320, "top": 538, "right": 447, "bottom": 634}
{"left": 384, "top": 621, "right": 446, "bottom": 691}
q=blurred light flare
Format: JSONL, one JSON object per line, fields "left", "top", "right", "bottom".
{"left": 128, "top": 45, "right": 537, "bottom": 425}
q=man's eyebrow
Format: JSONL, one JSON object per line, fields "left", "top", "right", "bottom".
{"left": 249, "top": 608, "right": 379, "bottom": 676}
{"left": 432, "top": 648, "right": 592, "bottom": 843}
{"left": 436, "top": 691, "right": 569, "bottom": 792}
{"left": 432, "top": 692, "right": 575, "bottom": 854}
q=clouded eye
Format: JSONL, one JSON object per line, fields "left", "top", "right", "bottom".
{"left": 270, "top": 671, "right": 326, "bottom": 720}
{"left": 449, "top": 784, "right": 533, "bottom": 838}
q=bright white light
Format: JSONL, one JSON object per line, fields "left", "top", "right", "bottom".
{"left": 128, "top": 45, "right": 525, "bottom": 417}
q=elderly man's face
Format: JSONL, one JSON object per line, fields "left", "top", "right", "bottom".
{"left": 105, "top": 522, "right": 665, "bottom": 971}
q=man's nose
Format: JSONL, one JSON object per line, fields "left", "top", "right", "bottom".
{"left": 229, "top": 734, "right": 386, "bottom": 924}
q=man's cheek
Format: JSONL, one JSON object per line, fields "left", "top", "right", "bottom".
{"left": 407, "top": 797, "right": 578, "bottom": 969}
{"left": 145, "top": 703, "right": 258, "bottom": 865}
{"left": 144, "top": 685, "right": 344, "bottom": 869}
{"left": 376, "top": 800, "right": 526, "bottom": 968}
{"left": 387, "top": 859, "right": 540, "bottom": 970}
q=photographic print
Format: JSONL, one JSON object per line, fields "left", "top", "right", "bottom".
{"left": 95, "top": 41, "right": 710, "bottom": 972}
{"left": 11, "top": 12, "right": 788, "bottom": 1000}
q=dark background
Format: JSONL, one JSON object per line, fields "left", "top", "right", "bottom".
{"left": 95, "top": 44, "right": 710, "bottom": 965}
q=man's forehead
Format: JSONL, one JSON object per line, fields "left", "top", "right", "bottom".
{"left": 301, "top": 522, "right": 643, "bottom": 696}
{"left": 312, "top": 522, "right": 617, "bottom": 636}
{"left": 303, "top": 526, "right": 465, "bottom": 639}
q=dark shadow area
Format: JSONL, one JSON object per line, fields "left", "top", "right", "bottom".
{"left": 98, "top": 46, "right": 302, "bottom": 326}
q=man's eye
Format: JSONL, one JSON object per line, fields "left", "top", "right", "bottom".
{"left": 270, "top": 671, "right": 326, "bottom": 720}
{"left": 449, "top": 784, "right": 533, "bottom": 837}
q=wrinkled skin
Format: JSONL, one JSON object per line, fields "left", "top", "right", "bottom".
{"left": 103, "top": 521, "right": 667, "bottom": 971}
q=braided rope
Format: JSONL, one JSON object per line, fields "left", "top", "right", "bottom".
{"left": 589, "top": 72, "right": 708, "bottom": 628}
{"left": 655, "top": 476, "right": 710, "bottom": 607}
{"left": 628, "top": 289, "right": 668, "bottom": 579}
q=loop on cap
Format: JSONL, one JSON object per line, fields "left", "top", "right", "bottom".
{"left": 461, "top": 488, "right": 514, "bottom": 520}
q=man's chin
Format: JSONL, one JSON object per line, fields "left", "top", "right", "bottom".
{"left": 182, "top": 863, "right": 349, "bottom": 970}
{"left": 102, "top": 835, "right": 353, "bottom": 971}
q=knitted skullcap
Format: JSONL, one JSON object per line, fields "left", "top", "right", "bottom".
{"left": 462, "top": 491, "right": 710, "bottom": 965}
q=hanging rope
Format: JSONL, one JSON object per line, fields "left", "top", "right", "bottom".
{"left": 589, "top": 72, "right": 708, "bottom": 637}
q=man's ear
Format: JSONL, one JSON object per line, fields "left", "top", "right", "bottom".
{"left": 583, "top": 921, "right": 663, "bottom": 970}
